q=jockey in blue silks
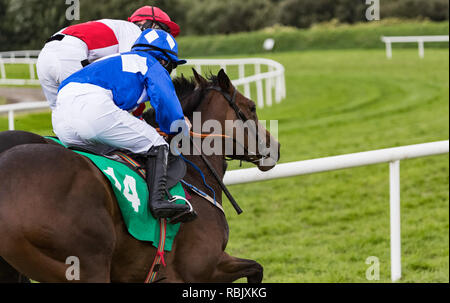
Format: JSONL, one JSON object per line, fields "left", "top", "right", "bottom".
{"left": 53, "top": 29, "right": 192, "bottom": 222}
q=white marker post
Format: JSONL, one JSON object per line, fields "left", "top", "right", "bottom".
{"left": 390, "top": 160, "right": 401, "bottom": 282}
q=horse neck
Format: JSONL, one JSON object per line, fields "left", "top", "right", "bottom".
{"left": 185, "top": 153, "right": 225, "bottom": 195}
{"left": 189, "top": 105, "right": 229, "bottom": 200}
{"left": 180, "top": 83, "right": 231, "bottom": 206}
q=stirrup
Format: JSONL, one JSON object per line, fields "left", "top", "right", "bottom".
{"left": 167, "top": 196, "right": 197, "bottom": 224}
{"left": 150, "top": 201, "right": 190, "bottom": 219}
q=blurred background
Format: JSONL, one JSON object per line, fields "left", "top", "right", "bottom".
{"left": 0, "top": 0, "right": 448, "bottom": 51}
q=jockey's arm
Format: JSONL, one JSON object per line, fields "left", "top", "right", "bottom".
{"left": 144, "top": 63, "right": 186, "bottom": 135}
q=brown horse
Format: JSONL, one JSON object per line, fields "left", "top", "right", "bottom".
{"left": 0, "top": 69, "right": 280, "bottom": 282}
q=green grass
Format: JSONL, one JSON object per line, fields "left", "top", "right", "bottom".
{"left": 0, "top": 48, "right": 448, "bottom": 283}
{"left": 0, "top": 111, "right": 53, "bottom": 135}
{"left": 225, "top": 48, "right": 449, "bottom": 283}
{"left": 2, "top": 63, "right": 38, "bottom": 80}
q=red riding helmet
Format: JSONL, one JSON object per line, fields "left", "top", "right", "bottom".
{"left": 128, "top": 6, "right": 180, "bottom": 37}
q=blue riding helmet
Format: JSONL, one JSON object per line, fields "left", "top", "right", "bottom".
{"left": 131, "top": 29, "right": 186, "bottom": 72}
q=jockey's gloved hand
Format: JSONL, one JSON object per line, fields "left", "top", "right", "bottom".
{"left": 170, "top": 119, "right": 190, "bottom": 137}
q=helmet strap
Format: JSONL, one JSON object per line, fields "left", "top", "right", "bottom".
{"left": 160, "top": 59, "right": 174, "bottom": 74}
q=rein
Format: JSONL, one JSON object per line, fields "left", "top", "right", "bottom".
{"left": 157, "top": 129, "right": 230, "bottom": 140}
{"left": 155, "top": 84, "right": 266, "bottom": 216}
{"left": 158, "top": 84, "right": 264, "bottom": 164}
{"left": 190, "top": 136, "right": 243, "bottom": 215}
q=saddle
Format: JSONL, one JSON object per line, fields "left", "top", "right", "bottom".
{"left": 69, "top": 145, "right": 187, "bottom": 189}
{"left": 68, "top": 143, "right": 196, "bottom": 225}
{"left": 45, "top": 136, "right": 194, "bottom": 248}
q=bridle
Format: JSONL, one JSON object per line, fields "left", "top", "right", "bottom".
{"left": 207, "top": 86, "right": 247, "bottom": 122}
{"left": 157, "top": 84, "right": 269, "bottom": 163}
{"left": 156, "top": 83, "right": 271, "bottom": 215}
{"left": 205, "top": 86, "right": 268, "bottom": 164}
{"left": 186, "top": 85, "right": 264, "bottom": 215}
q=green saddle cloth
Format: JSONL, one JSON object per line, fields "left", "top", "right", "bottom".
{"left": 45, "top": 137, "right": 185, "bottom": 251}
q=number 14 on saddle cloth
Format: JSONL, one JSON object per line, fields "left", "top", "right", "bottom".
{"left": 46, "top": 136, "right": 186, "bottom": 251}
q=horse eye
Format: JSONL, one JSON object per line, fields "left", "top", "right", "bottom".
{"left": 250, "top": 105, "right": 256, "bottom": 113}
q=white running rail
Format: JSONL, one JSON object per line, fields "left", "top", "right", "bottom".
{"left": 2, "top": 58, "right": 287, "bottom": 128}
{"left": 0, "top": 101, "right": 48, "bottom": 130}
{"left": 0, "top": 52, "right": 287, "bottom": 108}
{"left": 180, "top": 58, "right": 286, "bottom": 108}
{"left": 0, "top": 50, "right": 41, "bottom": 58}
{"left": 224, "top": 140, "right": 450, "bottom": 282}
{"left": 0, "top": 50, "right": 41, "bottom": 85}
{"left": 381, "top": 35, "right": 449, "bottom": 59}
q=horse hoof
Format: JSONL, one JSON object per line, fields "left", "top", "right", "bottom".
{"left": 247, "top": 263, "right": 263, "bottom": 283}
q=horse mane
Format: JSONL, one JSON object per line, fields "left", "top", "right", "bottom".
{"left": 142, "top": 73, "right": 218, "bottom": 124}
{"left": 172, "top": 74, "right": 197, "bottom": 101}
{"left": 172, "top": 73, "right": 220, "bottom": 118}
{"left": 172, "top": 73, "right": 220, "bottom": 95}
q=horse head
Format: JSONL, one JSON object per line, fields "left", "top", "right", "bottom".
{"left": 189, "top": 68, "right": 280, "bottom": 172}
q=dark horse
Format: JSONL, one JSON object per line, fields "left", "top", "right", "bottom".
{"left": 0, "top": 69, "right": 280, "bottom": 282}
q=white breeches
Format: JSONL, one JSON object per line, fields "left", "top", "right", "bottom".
{"left": 52, "top": 82, "right": 167, "bottom": 155}
{"left": 36, "top": 36, "right": 89, "bottom": 110}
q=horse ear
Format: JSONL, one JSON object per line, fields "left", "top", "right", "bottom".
{"left": 192, "top": 68, "right": 207, "bottom": 88}
{"left": 217, "top": 68, "right": 231, "bottom": 91}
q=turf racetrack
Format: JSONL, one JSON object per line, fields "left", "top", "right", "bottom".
{"left": 1, "top": 48, "right": 448, "bottom": 282}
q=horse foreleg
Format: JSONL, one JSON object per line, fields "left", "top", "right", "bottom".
{"left": 211, "top": 252, "right": 263, "bottom": 283}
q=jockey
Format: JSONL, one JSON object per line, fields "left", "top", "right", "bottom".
{"left": 52, "top": 29, "right": 192, "bottom": 222}
{"left": 36, "top": 6, "right": 180, "bottom": 112}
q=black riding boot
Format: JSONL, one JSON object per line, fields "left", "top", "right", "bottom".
{"left": 145, "top": 145, "right": 189, "bottom": 219}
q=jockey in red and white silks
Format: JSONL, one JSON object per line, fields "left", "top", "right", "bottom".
{"left": 37, "top": 19, "right": 141, "bottom": 110}
{"left": 36, "top": 6, "right": 180, "bottom": 111}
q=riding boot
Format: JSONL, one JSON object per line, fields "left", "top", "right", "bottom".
{"left": 145, "top": 145, "right": 190, "bottom": 219}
